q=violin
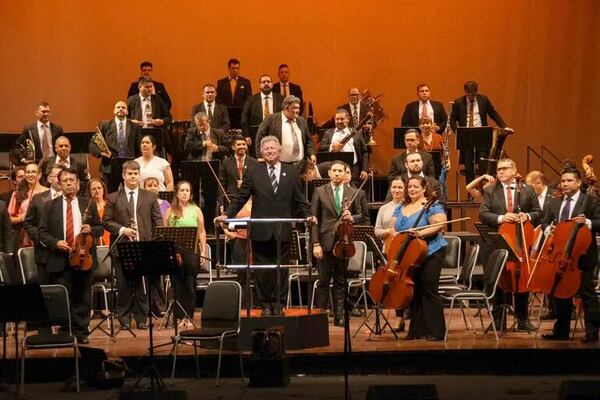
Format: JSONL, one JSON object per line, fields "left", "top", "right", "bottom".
{"left": 368, "top": 193, "right": 438, "bottom": 310}
{"left": 70, "top": 199, "right": 95, "bottom": 271}
{"left": 333, "top": 199, "right": 355, "bottom": 259}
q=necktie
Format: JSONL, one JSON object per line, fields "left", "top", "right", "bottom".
{"left": 506, "top": 186, "right": 513, "bottom": 213}
{"left": 66, "top": 199, "right": 74, "bottom": 247}
{"left": 41, "top": 124, "right": 52, "bottom": 156}
{"left": 207, "top": 103, "right": 214, "bottom": 121}
{"left": 420, "top": 102, "right": 428, "bottom": 119}
{"left": 287, "top": 120, "right": 300, "bottom": 158}
{"left": 352, "top": 105, "right": 359, "bottom": 128}
{"left": 128, "top": 191, "right": 135, "bottom": 219}
{"left": 264, "top": 96, "right": 270, "bottom": 118}
{"left": 118, "top": 121, "right": 126, "bottom": 157}
{"left": 144, "top": 99, "right": 152, "bottom": 127}
{"left": 283, "top": 83, "right": 289, "bottom": 97}
{"left": 237, "top": 157, "right": 244, "bottom": 179}
{"left": 269, "top": 164, "right": 278, "bottom": 193}
{"left": 334, "top": 186, "right": 342, "bottom": 215}
{"left": 229, "top": 78, "right": 237, "bottom": 104}
{"left": 468, "top": 101, "right": 474, "bottom": 127}
{"left": 560, "top": 197, "right": 572, "bottom": 222}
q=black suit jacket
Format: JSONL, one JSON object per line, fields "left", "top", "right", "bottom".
{"left": 190, "top": 102, "right": 231, "bottom": 132}
{"left": 241, "top": 93, "right": 284, "bottom": 139}
{"left": 388, "top": 151, "right": 435, "bottom": 181}
{"left": 0, "top": 200, "right": 10, "bottom": 253}
{"left": 273, "top": 82, "right": 304, "bottom": 113}
{"left": 127, "top": 80, "right": 172, "bottom": 110}
{"left": 40, "top": 156, "right": 88, "bottom": 186}
{"left": 38, "top": 196, "right": 103, "bottom": 273}
{"left": 23, "top": 190, "right": 53, "bottom": 263}
{"left": 17, "top": 122, "right": 64, "bottom": 162}
{"left": 218, "top": 155, "right": 259, "bottom": 204}
{"left": 255, "top": 113, "right": 314, "bottom": 160}
{"left": 451, "top": 94, "right": 507, "bottom": 129}
{"left": 89, "top": 119, "right": 142, "bottom": 174}
{"left": 401, "top": 100, "right": 448, "bottom": 131}
{"left": 224, "top": 162, "right": 310, "bottom": 242}
{"left": 183, "top": 127, "right": 227, "bottom": 161}
{"left": 311, "top": 183, "right": 369, "bottom": 251}
{"left": 126, "top": 94, "right": 172, "bottom": 127}
{"left": 216, "top": 76, "right": 253, "bottom": 107}
{"left": 319, "top": 128, "right": 368, "bottom": 173}
{"left": 479, "top": 183, "right": 542, "bottom": 228}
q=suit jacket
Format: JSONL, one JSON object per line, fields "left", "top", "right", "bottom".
{"left": 190, "top": 102, "right": 231, "bottom": 132}
{"left": 224, "top": 162, "right": 310, "bottom": 242}
{"left": 451, "top": 94, "right": 507, "bottom": 129}
{"left": 40, "top": 155, "right": 88, "bottom": 186}
{"left": 311, "top": 183, "right": 369, "bottom": 252}
{"left": 541, "top": 192, "right": 600, "bottom": 271}
{"left": 216, "top": 76, "right": 253, "bottom": 107}
{"left": 401, "top": 100, "right": 448, "bottom": 131}
{"left": 319, "top": 128, "right": 368, "bottom": 173}
{"left": 399, "top": 174, "right": 447, "bottom": 205}
{"left": 479, "top": 183, "right": 542, "bottom": 228}
{"left": 18, "top": 122, "right": 64, "bottom": 162}
{"left": 38, "top": 196, "right": 103, "bottom": 273}
{"left": 126, "top": 94, "right": 172, "bottom": 127}
{"left": 128, "top": 80, "right": 172, "bottom": 110}
{"left": 0, "top": 200, "right": 10, "bottom": 253}
{"left": 273, "top": 82, "right": 304, "bottom": 113}
{"left": 103, "top": 188, "right": 163, "bottom": 246}
{"left": 241, "top": 92, "right": 284, "bottom": 139}
{"left": 255, "top": 113, "right": 314, "bottom": 160}
{"left": 23, "top": 190, "right": 53, "bottom": 263}
{"left": 388, "top": 151, "right": 435, "bottom": 181}
{"left": 184, "top": 127, "right": 227, "bottom": 160}
{"left": 218, "top": 155, "right": 259, "bottom": 204}
{"left": 89, "top": 119, "right": 142, "bottom": 174}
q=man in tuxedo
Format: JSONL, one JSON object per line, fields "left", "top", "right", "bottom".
{"left": 38, "top": 167, "right": 104, "bottom": 343}
{"left": 388, "top": 129, "right": 436, "bottom": 180}
{"left": 40, "top": 136, "right": 88, "bottom": 189}
{"left": 241, "top": 75, "right": 284, "bottom": 152}
{"left": 190, "top": 83, "right": 230, "bottom": 132}
{"left": 319, "top": 109, "right": 369, "bottom": 185}
{"left": 216, "top": 136, "right": 314, "bottom": 316}
{"left": 540, "top": 168, "right": 600, "bottom": 343}
{"left": 89, "top": 101, "right": 142, "bottom": 193}
{"left": 312, "top": 161, "right": 369, "bottom": 326}
{"left": 399, "top": 152, "right": 446, "bottom": 204}
{"left": 273, "top": 64, "right": 304, "bottom": 115}
{"left": 401, "top": 84, "right": 447, "bottom": 132}
{"left": 255, "top": 95, "right": 315, "bottom": 164}
{"left": 16, "top": 102, "right": 64, "bottom": 162}
{"left": 184, "top": 112, "right": 228, "bottom": 161}
{"left": 24, "top": 164, "right": 65, "bottom": 285}
{"left": 479, "top": 158, "right": 542, "bottom": 331}
{"left": 103, "top": 160, "right": 163, "bottom": 330}
{"left": 127, "top": 61, "right": 172, "bottom": 111}
{"left": 216, "top": 58, "right": 253, "bottom": 129}
{"left": 218, "top": 135, "right": 258, "bottom": 207}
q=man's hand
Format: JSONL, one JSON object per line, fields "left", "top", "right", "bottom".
{"left": 309, "top": 154, "right": 317, "bottom": 164}
{"left": 81, "top": 224, "right": 91, "bottom": 234}
{"left": 245, "top": 137, "right": 252, "bottom": 145}
{"left": 122, "top": 227, "right": 137, "bottom": 240}
{"left": 360, "top": 171, "right": 369, "bottom": 180}
{"left": 100, "top": 150, "right": 112, "bottom": 158}
{"left": 363, "top": 123, "right": 372, "bottom": 132}
{"left": 206, "top": 141, "right": 218, "bottom": 152}
{"left": 313, "top": 244, "right": 323, "bottom": 260}
{"left": 331, "top": 141, "right": 344, "bottom": 152}
{"left": 131, "top": 119, "right": 144, "bottom": 127}
{"left": 307, "top": 216, "right": 318, "bottom": 225}
{"left": 573, "top": 214, "right": 587, "bottom": 224}
{"left": 341, "top": 210, "right": 353, "bottom": 221}
{"left": 154, "top": 118, "right": 164, "bottom": 127}
{"left": 56, "top": 240, "right": 72, "bottom": 253}
{"left": 214, "top": 215, "right": 227, "bottom": 227}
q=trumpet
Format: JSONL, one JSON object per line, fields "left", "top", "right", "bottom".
{"left": 92, "top": 126, "right": 111, "bottom": 157}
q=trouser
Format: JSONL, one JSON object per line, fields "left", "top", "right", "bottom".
{"left": 252, "top": 239, "right": 290, "bottom": 309}
{"left": 553, "top": 267, "right": 600, "bottom": 336}
{"left": 316, "top": 250, "right": 348, "bottom": 318}
{"left": 113, "top": 258, "right": 148, "bottom": 324}
{"left": 49, "top": 267, "right": 93, "bottom": 336}
{"left": 172, "top": 251, "right": 199, "bottom": 319}
{"left": 233, "top": 238, "right": 253, "bottom": 308}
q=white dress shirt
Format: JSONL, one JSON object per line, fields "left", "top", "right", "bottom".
{"left": 419, "top": 101, "right": 434, "bottom": 121}
{"left": 119, "top": 187, "right": 139, "bottom": 237}
{"left": 54, "top": 155, "right": 70, "bottom": 168}
{"left": 279, "top": 113, "right": 304, "bottom": 163}
{"left": 140, "top": 95, "right": 152, "bottom": 127}
{"left": 330, "top": 128, "right": 357, "bottom": 164}
{"left": 62, "top": 196, "right": 82, "bottom": 241}
{"left": 538, "top": 186, "right": 548, "bottom": 210}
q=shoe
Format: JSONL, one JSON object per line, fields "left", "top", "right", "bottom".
{"left": 393, "top": 320, "right": 406, "bottom": 333}
{"left": 517, "top": 319, "right": 535, "bottom": 332}
{"left": 426, "top": 336, "right": 444, "bottom": 341}
{"left": 261, "top": 307, "right": 272, "bottom": 317}
{"left": 542, "top": 332, "right": 569, "bottom": 341}
{"left": 271, "top": 305, "right": 284, "bottom": 316}
{"left": 333, "top": 318, "right": 345, "bottom": 327}
{"left": 120, "top": 320, "right": 131, "bottom": 330}
{"left": 76, "top": 335, "right": 90, "bottom": 344}
{"left": 582, "top": 331, "right": 599, "bottom": 343}
{"left": 137, "top": 322, "right": 148, "bottom": 330}
{"left": 351, "top": 309, "right": 363, "bottom": 317}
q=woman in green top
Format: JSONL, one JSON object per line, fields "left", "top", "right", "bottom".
{"left": 164, "top": 181, "right": 208, "bottom": 319}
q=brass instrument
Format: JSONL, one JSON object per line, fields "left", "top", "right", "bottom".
{"left": 91, "top": 126, "right": 110, "bottom": 157}
{"left": 482, "top": 127, "right": 513, "bottom": 175}
{"left": 360, "top": 90, "right": 387, "bottom": 146}
{"left": 14, "top": 130, "right": 36, "bottom": 164}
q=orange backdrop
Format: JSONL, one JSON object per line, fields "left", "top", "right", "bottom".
{"left": 1, "top": 0, "right": 599, "bottom": 188}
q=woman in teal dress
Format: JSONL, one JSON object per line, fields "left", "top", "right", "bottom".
{"left": 164, "top": 181, "right": 208, "bottom": 319}
{"left": 392, "top": 176, "right": 448, "bottom": 340}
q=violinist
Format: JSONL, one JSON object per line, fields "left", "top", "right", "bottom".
{"left": 311, "top": 161, "right": 369, "bottom": 326}
{"left": 38, "top": 168, "right": 103, "bottom": 344}
{"left": 541, "top": 168, "right": 600, "bottom": 343}
{"left": 479, "top": 158, "right": 542, "bottom": 330}
{"left": 392, "top": 176, "right": 447, "bottom": 340}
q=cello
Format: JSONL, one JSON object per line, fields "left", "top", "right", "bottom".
{"left": 368, "top": 193, "right": 437, "bottom": 310}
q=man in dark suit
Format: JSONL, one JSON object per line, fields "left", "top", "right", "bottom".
{"left": 388, "top": 129, "right": 436, "bottom": 180}
{"left": 218, "top": 135, "right": 258, "bottom": 208}
{"left": 312, "top": 161, "right": 369, "bottom": 326}
{"left": 401, "top": 84, "right": 447, "bottom": 132}
{"left": 338, "top": 87, "right": 376, "bottom": 139}
{"left": 16, "top": 102, "right": 64, "bottom": 162}
{"left": 127, "top": 77, "right": 172, "bottom": 129}
{"left": 540, "top": 169, "right": 600, "bottom": 343}
{"left": 40, "top": 136, "right": 87, "bottom": 189}
{"left": 184, "top": 112, "right": 228, "bottom": 161}
{"left": 89, "top": 101, "right": 142, "bottom": 193}
{"left": 38, "top": 167, "right": 104, "bottom": 343}
{"left": 241, "top": 75, "right": 284, "bottom": 153}
{"left": 0, "top": 200, "right": 10, "bottom": 253}
{"left": 255, "top": 95, "right": 315, "bottom": 164}
{"left": 399, "top": 152, "right": 446, "bottom": 204}
{"left": 273, "top": 64, "right": 304, "bottom": 115}
{"left": 190, "top": 83, "right": 230, "bottom": 132}
{"left": 127, "top": 61, "right": 172, "bottom": 111}
{"left": 216, "top": 136, "right": 314, "bottom": 316}
{"left": 103, "top": 160, "right": 163, "bottom": 330}
{"left": 319, "top": 109, "right": 369, "bottom": 185}
{"left": 216, "top": 58, "right": 253, "bottom": 129}
{"left": 479, "top": 158, "right": 542, "bottom": 331}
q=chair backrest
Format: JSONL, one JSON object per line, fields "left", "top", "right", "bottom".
{"left": 200, "top": 243, "right": 212, "bottom": 274}
{"left": 93, "top": 246, "right": 112, "bottom": 281}
{"left": 457, "top": 244, "right": 480, "bottom": 289}
{"left": 482, "top": 249, "right": 508, "bottom": 298}
{"left": 201, "top": 280, "right": 241, "bottom": 324}
{"left": 0, "top": 253, "right": 13, "bottom": 284}
{"left": 347, "top": 241, "right": 367, "bottom": 274}
{"left": 443, "top": 235, "right": 461, "bottom": 272}
{"left": 37, "top": 284, "right": 72, "bottom": 333}
{"left": 18, "top": 247, "right": 38, "bottom": 284}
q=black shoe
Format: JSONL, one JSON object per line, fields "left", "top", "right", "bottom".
{"left": 517, "top": 319, "right": 535, "bottom": 332}
{"left": 393, "top": 320, "right": 406, "bottom": 333}
{"left": 119, "top": 320, "right": 131, "bottom": 330}
{"left": 426, "top": 336, "right": 444, "bottom": 341}
{"left": 137, "top": 322, "right": 148, "bottom": 330}
{"left": 76, "top": 335, "right": 90, "bottom": 344}
{"left": 261, "top": 307, "right": 272, "bottom": 317}
{"left": 542, "top": 332, "right": 569, "bottom": 341}
{"left": 271, "top": 305, "right": 284, "bottom": 316}
{"left": 582, "top": 331, "right": 599, "bottom": 343}
{"left": 351, "top": 308, "right": 363, "bottom": 317}
{"left": 333, "top": 318, "right": 345, "bottom": 327}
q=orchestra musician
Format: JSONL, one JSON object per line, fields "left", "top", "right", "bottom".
{"left": 126, "top": 61, "right": 172, "bottom": 111}
{"left": 388, "top": 129, "right": 435, "bottom": 181}
{"left": 339, "top": 87, "right": 373, "bottom": 134}
{"left": 273, "top": 64, "right": 304, "bottom": 115}
{"left": 16, "top": 102, "right": 63, "bottom": 163}
{"left": 135, "top": 135, "right": 174, "bottom": 192}
{"left": 375, "top": 177, "right": 405, "bottom": 247}
{"left": 466, "top": 174, "right": 497, "bottom": 203}
{"left": 216, "top": 58, "right": 253, "bottom": 129}
{"left": 40, "top": 136, "right": 88, "bottom": 189}
{"left": 87, "top": 178, "right": 111, "bottom": 246}
{"left": 241, "top": 74, "right": 284, "bottom": 151}
{"left": 417, "top": 116, "right": 444, "bottom": 152}
{"left": 394, "top": 153, "right": 446, "bottom": 205}
{"left": 525, "top": 170, "right": 552, "bottom": 213}
{"left": 190, "top": 83, "right": 231, "bottom": 132}
{"left": 184, "top": 112, "right": 228, "bottom": 161}
{"left": 401, "top": 84, "right": 447, "bottom": 132}
{"left": 218, "top": 135, "right": 258, "bottom": 210}
{"left": 38, "top": 167, "right": 104, "bottom": 344}
{"left": 127, "top": 76, "right": 172, "bottom": 130}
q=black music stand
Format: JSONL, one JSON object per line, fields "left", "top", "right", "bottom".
{"left": 393, "top": 127, "right": 421, "bottom": 149}
{"left": 108, "top": 157, "right": 134, "bottom": 193}
{"left": 180, "top": 160, "right": 220, "bottom": 234}
{"left": 157, "top": 191, "right": 174, "bottom": 203}
{"left": 305, "top": 178, "right": 331, "bottom": 203}
{"left": 64, "top": 131, "right": 94, "bottom": 154}
{"left": 316, "top": 151, "right": 354, "bottom": 168}
{"left": 117, "top": 241, "right": 177, "bottom": 391}
{"left": 227, "top": 107, "right": 243, "bottom": 130}
{"left": 141, "top": 128, "right": 165, "bottom": 158}
{"left": 456, "top": 127, "right": 494, "bottom": 178}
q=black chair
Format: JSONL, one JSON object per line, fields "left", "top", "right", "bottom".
{"left": 91, "top": 246, "right": 114, "bottom": 327}
{"left": 21, "top": 284, "right": 80, "bottom": 394}
{"left": 17, "top": 247, "right": 38, "bottom": 284}
{"left": 171, "top": 280, "right": 244, "bottom": 386}
{"left": 0, "top": 252, "right": 16, "bottom": 284}
{"left": 439, "top": 235, "right": 461, "bottom": 283}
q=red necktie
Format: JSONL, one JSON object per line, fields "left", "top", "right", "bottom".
{"left": 420, "top": 102, "right": 428, "bottom": 119}
{"left": 506, "top": 186, "right": 513, "bottom": 213}
{"left": 66, "top": 199, "right": 74, "bottom": 246}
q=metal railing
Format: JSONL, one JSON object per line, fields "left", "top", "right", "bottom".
{"left": 526, "top": 145, "right": 562, "bottom": 180}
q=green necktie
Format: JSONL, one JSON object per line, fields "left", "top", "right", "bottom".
{"left": 334, "top": 186, "right": 342, "bottom": 215}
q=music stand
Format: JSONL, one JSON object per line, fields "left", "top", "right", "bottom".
{"left": 117, "top": 241, "right": 177, "bottom": 391}
{"left": 316, "top": 151, "right": 354, "bottom": 168}
{"left": 157, "top": 191, "right": 174, "bottom": 203}
{"left": 108, "top": 157, "right": 134, "bottom": 193}
{"left": 430, "top": 150, "right": 442, "bottom": 179}
{"left": 141, "top": 128, "right": 165, "bottom": 158}
{"left": 305, "top": 178, "right": 330, "bottom": 203}
{"left": 393, "top": 127, "right": 421, "bottom": 149}
{"left": 180, "top": 160, "right": 220, "bottom": 234}
{"left": 456, "top": 127, "right": 494, "bottom": 177}
{"left": 227, "top": 107, "right": 243, "bottom": 130}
